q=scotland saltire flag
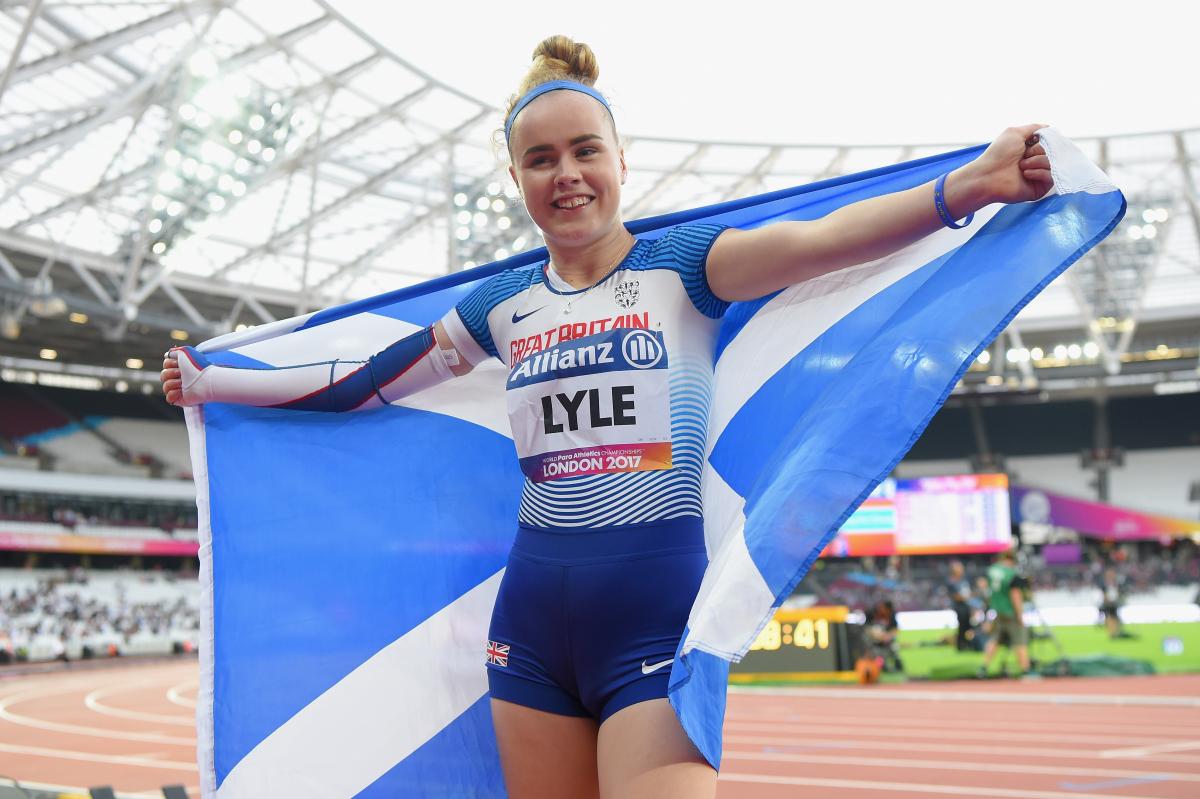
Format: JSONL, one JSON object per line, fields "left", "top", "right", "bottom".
{"left": 184, "top": 129, "right": 1123, "bottom": 797}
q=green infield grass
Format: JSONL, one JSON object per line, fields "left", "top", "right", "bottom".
{"left": 896, "top": 622, "right": 1200, "bottom": 679}
{"left": 902, "top": 619, "right": 1200, "bottom": 676}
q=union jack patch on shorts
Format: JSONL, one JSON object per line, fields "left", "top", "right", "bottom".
{"left": 486, "top": 640, "right": 510, "bottom": 667}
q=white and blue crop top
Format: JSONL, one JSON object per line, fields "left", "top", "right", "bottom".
{"left": 438, "top": 224, "right": 730, "bottom": 530}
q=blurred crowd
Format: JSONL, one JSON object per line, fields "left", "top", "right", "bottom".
{"left": 1025, "top": 549, "right": 1199, "bottom": 593}
{"left": 805, "top": 539, "right": 1199, "bottom": 614}
{"left": 0, "top": 568, "right": 200, "bottom": 664}
{"left": 0, "top": 490, "right": 197, "bottom": 534}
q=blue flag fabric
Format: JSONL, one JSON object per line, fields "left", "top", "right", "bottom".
{"left": 185, "top": 130, "right": 1123, "bottom": 797}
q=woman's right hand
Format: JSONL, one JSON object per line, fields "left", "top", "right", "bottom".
{"left": 161, "top": 350, "right": 183, "bottom": 406}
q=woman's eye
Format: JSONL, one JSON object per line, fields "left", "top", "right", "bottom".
{"left": 577, "top": 147, "right": 598, "bottom": 157}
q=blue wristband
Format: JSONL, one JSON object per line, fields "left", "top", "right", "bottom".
{"left": 934, "top": 172, "right": 974, "bottom": 229}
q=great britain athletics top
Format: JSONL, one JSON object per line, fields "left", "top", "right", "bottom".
{"left": 438, "top": 224, "right": 730, "bottom": 531}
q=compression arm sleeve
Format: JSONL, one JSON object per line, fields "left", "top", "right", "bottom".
{"left": 173, "top": 326, "right": 455, "bottom": 412}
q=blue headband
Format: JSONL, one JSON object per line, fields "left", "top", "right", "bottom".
{"left": 504, "top": 80, "right": 613, "bottom": 143}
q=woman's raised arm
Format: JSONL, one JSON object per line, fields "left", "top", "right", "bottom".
{"left": 706, "top": 124, "right": 1054, "bottom": 302}
{"left": 159, "top": 321, "right": 473, "bottom": 411}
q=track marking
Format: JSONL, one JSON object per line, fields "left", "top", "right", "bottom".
{"left": 85, "top": 686, "right": 194, "bottom": 726}
{"left": 718, "top": 771, "right": 1171, "bottom": 798}
{"left": 723, "top": 749, "right": 1200, "bottom": 783}
{"left": 731, "top": 685, "right": 1200, "bottom": 708}
{"left": 1102, "top": 741, "right": 1200, "bottom": 758}
{"left": 725, "top": 710, "right": 1200, "bottom": 737}
{"left": 0, "top": 683, "right": 196, "bottom": 745}
{"left": 722, "top": 734, "right": 1200, "bottom": 764}
{"left": 724, "top": 719, "right": 1177, "bottom": 746}
{"left": 0, "top": 740, "right": 196, "bottom": 770}
{"left": 167, "top": 681, "right": 198, "bottom": 709}
{"left": 0, "top": 666, "right": 196, "bottom": 700}
{"left": 1059, "top": 776, "right": 1173, "bottom": 791}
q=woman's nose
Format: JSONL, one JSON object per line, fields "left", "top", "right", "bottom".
{"left": 555, "top": 157, "right": 581, "bottom": 184}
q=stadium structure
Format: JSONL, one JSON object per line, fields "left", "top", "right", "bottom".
{"left": 0, "top": 2, "right": 1197, "bottom": 797}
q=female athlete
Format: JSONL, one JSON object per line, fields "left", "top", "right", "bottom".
{"left": 162, "top": 35, "right": 1052, "bottom": 799}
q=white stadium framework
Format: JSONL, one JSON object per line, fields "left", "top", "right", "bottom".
{"left": 0, "top": 0, "right": 1196, "bottom": 402}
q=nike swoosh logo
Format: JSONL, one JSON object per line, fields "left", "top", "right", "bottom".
{"left": 641, "top": 658, "right": 673, "bottom": 675}
{"left": 511, "top": 307, "right": 546, "bottom": 324}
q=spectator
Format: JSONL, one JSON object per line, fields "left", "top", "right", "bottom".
{"left": 946, "top": 560, "right": 981, "bottom": 652}
{"left": 864, "top": 599, "right": 904, "bottom": 673}
{"left": 0, "top": 570, "right": 199, "bottom": 664}
{"left": 1097, "top": 566, "right": 1131, "bottom": 639}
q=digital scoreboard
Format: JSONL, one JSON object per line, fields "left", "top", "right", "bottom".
{"left": 728, "top": 606, "right": 859, "bottom": 682}
{"left": 823, "top": 473, "right": 1012, "bottom": 557}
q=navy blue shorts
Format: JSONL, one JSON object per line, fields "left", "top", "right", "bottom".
{"left": 486, "top": 517, "right": 707, "bottom": 723}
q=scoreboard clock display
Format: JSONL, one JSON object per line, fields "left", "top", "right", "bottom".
{"left": 728, "top": 606, "right": 859, "bottom": 682}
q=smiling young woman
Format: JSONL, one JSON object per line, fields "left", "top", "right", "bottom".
{"left": 504, "top": 42, "right": 633, "bottom": 290}
{"left": 160, "top": 32, "right": 1054, "bottom": 799}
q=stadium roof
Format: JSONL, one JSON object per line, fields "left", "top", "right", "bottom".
{"left": 0, "top": 0, "right": 1196, "bottom": 399}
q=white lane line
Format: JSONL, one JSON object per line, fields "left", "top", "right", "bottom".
{"left": 723, "top": 719, "right": 1171, "bottom": 746}
{"left": 85, "top": 686, "right": 193, "bottom": 726}
{"left": 730, "top": 685, "right": 1200, "bottom": 708}
{"left": 167, "top": 680, "right": 198, "bottom": 709}
{"left": 723, "top": 749, "right": 1200, "bottom": 783}
{"left": 724, "top": 711, "right": 1200, "bottom": 737}
{"left": 717, "top": 771, "right": 1166, "bottom": 799}
{"left": 0, "top": 679, "right": 54, "bottom": 701}
{"left": 722, "top": 734, "right": 1200, "bottom": 764}
{"left": 0, "top": 669, "right": 185, "bottom": 700}
{"left": 0, "top": 667, "right": 198, "bottom": 706}
{"left": 0, "top": 683, "right": 195, "bottom": 745}
{"left": 1102, "top": 740, "right": 1200, "bottom": 758}
{"left": 0, "top": 740, "right": 197, "bottom": 771}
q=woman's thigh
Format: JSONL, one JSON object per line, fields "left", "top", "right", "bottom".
{"left": 491, "top": 698, "right": 600, "bottom": 799}
{"left": 596, "top": 698, "right": 716, "bottom": 799}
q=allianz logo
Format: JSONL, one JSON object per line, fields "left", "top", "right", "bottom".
{"left": 621, "top": 329, "right": 664, "bottom": 369}
{"left": 509, "top": 330, "right": 664, "bottom": 383}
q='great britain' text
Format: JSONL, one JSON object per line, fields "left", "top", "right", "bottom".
{"left": 509, "top": 312, "right": 648, "bottom": 364}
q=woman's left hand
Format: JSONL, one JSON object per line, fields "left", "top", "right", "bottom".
{"left": 965, "top": 123, "right": 1055, "bottom": 206}
{"left": 707, "top": 122, "right": 1059, "bottom": 302}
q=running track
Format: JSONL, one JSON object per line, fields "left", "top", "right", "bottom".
{"left": 1, "top": 661, "right": 1197, "bottom": 797}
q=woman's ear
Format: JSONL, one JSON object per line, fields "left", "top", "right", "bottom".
{"left": 619, "top": 149, "right": 627, "bottom": 185}
{"left": 508, "top": 164, "right": 520, "bottom": 193}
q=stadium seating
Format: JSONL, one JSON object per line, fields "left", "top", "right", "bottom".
{"left": 0, "top": 382, "right": 71, "bottom": 440}
{"left": 0, "top": 383, "right": 186, "bottom": 478}
{"left": 0, "top": 568, "right": 200, "bottom": 665}
{"left": 23, "top": 424, "right": 149, "bottom": 478}
{"left": 99, "top": 419, "right": 192, "bottom": 478}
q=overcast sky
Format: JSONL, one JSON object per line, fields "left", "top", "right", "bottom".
{"left": 335, "top": 0, "right": 1196, "bottom": 145}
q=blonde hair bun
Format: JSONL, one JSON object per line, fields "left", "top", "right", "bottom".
{"left": 530, "top": 35, "right": 599, "bottom": 86}
{"left": 506, "top": 36, "right": 601, "bottom": 122}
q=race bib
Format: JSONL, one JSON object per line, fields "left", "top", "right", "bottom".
{"left": 506, "top": 328, "right": 671, "bottom": 482}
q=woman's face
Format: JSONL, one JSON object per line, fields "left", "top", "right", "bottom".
{"left": 507, "top": 90, "right": 626, "bottom": 251}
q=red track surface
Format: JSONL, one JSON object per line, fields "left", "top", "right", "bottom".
{"left": 1, "top": 661, "right": 1197, "bottom": 797}
{"left": 0, "top": 660, "right": 199, "bottom": 797}
{"left": 720, "top": 677, "right": 1200, "bottom": 798}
